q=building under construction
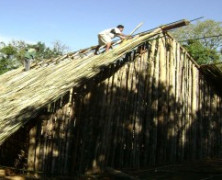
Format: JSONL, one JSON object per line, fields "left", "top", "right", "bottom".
{"left": 0, "top": 19, "right": 222, "bottom": 178}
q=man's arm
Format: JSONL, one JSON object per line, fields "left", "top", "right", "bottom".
{"left": 117, "top": 33, "right": 132, "bottom": 40}
{"left": 111, "top": 29, "right": 131, "bottom": 40}
{"left": 116, "top": 33, "right": 126, "bottom": 40}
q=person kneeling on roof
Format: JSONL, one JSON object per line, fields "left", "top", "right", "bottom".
{"left": 95, "top": 25, "right": 127, "bottom": 55}
{"left": 24, "top": 46, "right": 38, "bottom": 71}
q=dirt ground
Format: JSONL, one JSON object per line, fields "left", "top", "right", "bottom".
{"left": 96, "top": 159, "right": 222, "bottom": 180}
{"left": 1, "top": 159, "right": 222, "bottom": 179}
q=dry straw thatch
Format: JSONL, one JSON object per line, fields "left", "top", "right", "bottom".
{"left": 200, "top": 62, "right": 222, "bottom": 79}
{"left": 0, "top": 27, "right": 164, "bottom": 145}
{"left": 200, "top": 62, "right": 222, "bottom": 92}
{"left": 0, "top": 19, "right": 200, "bottom": 145}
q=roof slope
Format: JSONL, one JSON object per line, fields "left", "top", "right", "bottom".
{"left": 0, "top": 20, "right": 191, "bottom": 145}
{"left": 0, "top": 28, "right": 164, "bottom": 145}
{"left": 200, "top": 62, "right": 222, "bottom": 92}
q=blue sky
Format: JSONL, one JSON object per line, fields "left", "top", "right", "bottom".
{"left": 0, "top": 0, "right": 221, "bottom": 51}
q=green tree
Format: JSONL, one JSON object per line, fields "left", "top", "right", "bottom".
{"left": 0, "top": 58, "right": 10, "bottom": 75}
{"left": 11, "top": 41, "right": 27, "bottom": 64}
{"left": 0, "top": 44, "right": 17, "bottom": 59}
{"left": 32, "top": 41, "right": 49, "bottom": 60}
{"left": 185, "top": 40, "right": 220, "bottom": 64}
{"left": 32, "top": 41, "right": 69, "bottom": 60}
{"left": 172, "top": 20, "right": 222, "bottom": 64}
{"left": 52, "top": 40, "right": 69, "bottom": 56}
{"left": 0, "top": 40, "right": 69, "bottom": 75}
{"left": 0, "top": 44, "right": 19, "bottom": 74}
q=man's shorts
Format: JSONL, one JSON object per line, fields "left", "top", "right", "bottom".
{"left": 98, "top": 34, "right": 112, "bottom": 45}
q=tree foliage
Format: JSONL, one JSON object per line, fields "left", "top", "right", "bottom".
{"left": 1, "top": 45, "right": 17, "bottom": 58}
{"left": 172, "top": 20, "right": 222, "bottom": 64}
{"left": 184, "top": 40, "right": 220, "bottom": 64}
{"left": 0, "top": 40, "right": 69, "bottom": 75}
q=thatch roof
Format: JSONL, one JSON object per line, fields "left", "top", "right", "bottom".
{"left": 0, "top": 20, "right": 191, "bottom": 145}
{"left": 200, "top": 62, "right": 222, "bottom": 92}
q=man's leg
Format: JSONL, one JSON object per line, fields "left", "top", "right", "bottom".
{"left": 105, "top": 42, "right": 112, "bottom": 52}
{"left": 94, "top": 45, "right": 101, "bottom": 55}
{"left": 24, "top": 59, "right": 31, "bottom": 71}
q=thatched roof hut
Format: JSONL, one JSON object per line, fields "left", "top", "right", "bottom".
{"left": 1, "top": 19, "right": 222, "bottom": 178}
{"left": 0, "top": 20, "right": 191, "bottom": 145}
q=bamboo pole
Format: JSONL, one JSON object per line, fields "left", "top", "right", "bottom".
{"left": 168, "top": 38, "right": 176, "bottom": 162}
{"left": 157, "top": 37, "right": 167, "bottom": 163}
{"left": 149, "top": 38, "right": 160, "bottom": 165}
{"left": 142, "top": 45, "right": 152, "bottom": 165}
{"left": 28, "top": 126, "right": 37, "bottom": 171}
{"left": 180, "top": 51, "right": 186, "bottom": 160}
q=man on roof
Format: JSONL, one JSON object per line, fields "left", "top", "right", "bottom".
{"left": 24, "top": 46, "right": 38, "bottom": 71}
{"left": 95, "top": 25, "right": 127, "bottom": 55}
